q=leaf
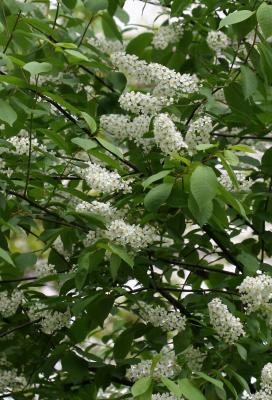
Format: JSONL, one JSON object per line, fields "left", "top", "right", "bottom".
{"left": 257, "top": 2, "right": 272, "bottom": 38}
{"left": 23, "top": 61, "right": 52, "bottom": 75}
{"left": 235, "top": 343, "right": 247, "bottom": 360}
{"left": 262, "top": 147, "right": 272, "bottom": 175}
{"left": 178, "top": 378, "right": 207, "bottom": 400}
{"left": 162, "top": 377, "right": 181, "bottom": 396}
{"left": 81, "top": 112, "right": 97, "bottom": 133}
{"left": 0, "top": 248, "right": 15, "bottom": 267}
{"left": 241, "top": 65, "right": 258, "bottom": 99}
{"left": 113, "top": 330, "right": 134, "bottom": 360}
{"left": 131, "top": 377, "right": 153, "bottom": 397}
{"left": 219, "top": 10, "right": 255, "bottom": 29}
{"left": 0, "top": 100, "right": 17, "bottom": 126}
{"left": 228, "top": 369, "right": 250, "bottom": 393}
{"left": 71, "top": 137, "right": 97, "bottom": 151}
{"left": 101, "top": 12, "right": 122, "bottom": 41}
{"left": 107, "top": 243, "right": 134, "bottom": 268}
{"left": 109, "top": 253, "right": 121, "bottom": 281}
{"left": 144, "top": 183, "right": 173, "bottom": 212}
{"left": 86, "top": 0, "right": 108, "bottom": 12}
{"left": 190, "top": 165, "right": 218, "bottom": 207}
{"left": 228, "top": 144, "right": 255, "bottom": 153}
{"left": 237, "top": 251, "right": 259, "bottom": 275}
{"left": 65, "top": 49, "right": 89, "bottom": 61}
{"left": 195, "top": 372, "right": 224, "bottom": 390}
{"left": 96, "top": 136, "right": 123, "bottom": 159}
{"left": 142, "top": 170, "right": 172, "bottom": 189}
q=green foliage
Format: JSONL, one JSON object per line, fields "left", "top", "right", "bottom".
{"left": 0, "top": 0, "right": 271, "bottom": 399}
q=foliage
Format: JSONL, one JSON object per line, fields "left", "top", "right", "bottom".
{"left": 0, "top": 0, "right": 272, "bottom": 399}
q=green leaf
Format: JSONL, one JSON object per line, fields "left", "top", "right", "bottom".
{"left": 131, "top": 377, "right": 152, "bottom": 397}
{"left": 237, "top": 251, "right": 259, "bottom": 275}
{"left": 81, "top": 112, "right": 97, "bottom": 133}
{"left": 109, "top": 253, "right": 121, "bottom": 281}
{"left": 195, "top": 372, "right": 224, "bottom": 390}
{"left": 219, "top": 10, "right": 255, "bottom": 29}
{"left": 262, "top": 147, "right": 272, "bottom": 175}
{"left": 0, "top": 248, "right": 15, "bottom": 267}
{"left": 65, "top": 49, "right": 89, "bottom": 61}
{"left": 107, "top": 243, "right": 134, "bottom": 268}
{"left": 178, "top": 378, "right": 207, "bottom": 400}
{"left": 161, "top": 377, "right": 181, "bottom": 396}
{"left": 228, "top": 369, "right": 250, "bottom": 393}
{"left": 190, "top": 165, "right": 218, "bottom": 207}
{"left": 71, "top": 137, "right": 97, "bottom": 151}
{"left": 96, "top": 136, "right": 123, "bottom": 159}
{"left": 142, "top": 170, "right": 172, "bottom": 189}
{"left": 257, "top": 2, "right": 272, "bottom": 38}
{"left": 144, "top": 183, "right": 173, "bottom": 212}
{"left": 236, "top": 343, "right": 247, "bottom": 360}
{"left": 101, "top": 12, "right": 122, "bottom": 41}
{"left": 171, "top": 0, "right": 191, "bottom": 16}
{"left": 23, "top": 61, "right": 52, "bottom": 75}
{"left": 0, "top": 100, "right": 17, "bottom": 126}
{"left": 241, "top": 65, "right": 258, "bottom": 99}
{"left": 86, "top": 0, "right": 108, "bottom": 12}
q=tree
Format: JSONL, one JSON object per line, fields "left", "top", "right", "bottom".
{"left": 0, "top": 0, "right": 272, "bottom": 398}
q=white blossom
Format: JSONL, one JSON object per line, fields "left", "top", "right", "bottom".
{"left": 105, "top": 219, "right": 158, "bottom": 251}
{"left": 185, "top": 116, "right": 213, "bottom": 153}
{"left": 208, "top": 298, "right": 245, "bottom": 344}
{"left": 250, "top": 392, "right": 272, "bottom": 400}
{"left": 28, "top": 302, "right": 71, "bottom": 334}
{"left": 0, "top": 290, "right": 22, "bottom": 317}
{"left": 238, "top": 274, "right": 272, "bottom": 315}
{"left": 77, "top": 162, "right": 132, "bottom": 194}
{"left": 35, "top": 260, "right": 56, "bottom": 277}
{"left": 83, "top": 230, "right": 97, "bottom": 247}
{"left": 152, "top": 22, "right": 183, "bottom": 50}
{"left": 119, "top": 91, "right": 172, "bottom": 115}
{"left": 75, "top": 200, "right": 122, "bottom": 222}
{"left": 138, "top": 301, "right": 186, "bottom": 332}
{"left": 183, "top": 346, "right": 206, "bottom": 372}
{"left": 0, "top": 368, "right": 26, "bottom": 393}
{"left": 152, "top": 394, "right": 180, "bottom": 400}
{"left": 111, "top": 52, "right": 151, "bottom": 84}
{"left": 219, "top": 170, "right": 253, "bottom": 192}
{"left": 88, "top": 36, "right": 124, "bottom": 55}
{"left": 126, "top": 351, "right": 180, "bottom": 381}
{"left": 152, "top": 72, "right": 200, "bottom": 99}
{"left": 153, "top": 113, "right": 187, "bottom": 155}
{"left": 207, "top": 31, "right": 229, "bottom": 53}
{"left": 261, "top": 363, "right": 272, "bottom": 395}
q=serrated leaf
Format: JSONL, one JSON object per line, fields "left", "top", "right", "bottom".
{"left": 219, "top": 10, "right": 255, "bottom": 29}
{"left": 144, "top": 183, "right": 173, "bottom": 212}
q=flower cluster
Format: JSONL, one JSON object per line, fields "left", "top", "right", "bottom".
{"left": 183, "top": 346, "right": 206, "bottom": 372}
{"left": 152, "top": 72, "right": 200, "bottom": 99}
{"left": 0, "top": 290, "right": 22, "bottom": 317}
{"left": 207, "top": 31, "right": 229, "bottom": 53}
{"left": 119, "top": 91, "right": 172, "bottom": 115}
{"left": 152, "top": 394, "right": 180, "bottom": 400}
{"left": 153, "top": 113, "right": 187, "bottom": 156}
{"left": 251, "top": 363, "right": 272, "bottom": 399}
{"left": 83, "top": 230, "right": 97, "bottom": 247}
{"left": 238, "top": 274, "right": 272, "bottom": 315}
{"left": 126, "top": 351, "right": 180, "bottom": 381}
{"left": 138, "top": 301, "right": 186, "bottom": 332}
{"left": 88, "top": 36, "right": 124, "bottom": 55}
{"left": 208, "top": 298, "right": 245, "bottom": 344}
{"left": 77, "top": 161, "right": 132, "bottom": 194}
{"left": 75, "top": 200, "right": 122, "bottom": 222}
{"left": 219, "top": 170, "right": 253, "bottom": 192}
{"left": 185, "top": 116, "right": 213, "bottom": 153}
{"left": 105, "top": 219, "right": 158, "bottom": 251}
{"left": 35, "top": 260, "right": 56, "bottom": 277}
{"left": 28, "top": 302, "right": 71, "bottom": 334}
{"left": 152, "top": 22, "right": 183, "bottom": 50}
{"left": 0, "top": 368, "right": 26, "bottom": 393}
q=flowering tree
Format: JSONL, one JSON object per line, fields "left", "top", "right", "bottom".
{"left": 1, "top": 0, "right": 272, "bottom": 398}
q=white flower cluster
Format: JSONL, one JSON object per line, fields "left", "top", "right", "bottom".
{"left": 185, "top": 116, "right": 213, "bottom": 153}
{"left": 238, "top": 274, "right": 272, "bottom": 325}
{"left": 100, "top": 114, "right": 151, "bottom": 147}
{"left": 208, "top": 298, "right": 245, "bottom": 344}
{"left": 0, "top": 290, "right": 22, "bottom": 317}
{"left": 105, "top": 219, "right": 158, "bottom": 251}
{"left": 152, "top": 394, "right": 180, "bottom": 400}
{"left": 207, "top": 31, "right": 229, "bottom": 53}
{"left": 88, "top": 36, "right": 124, "bottom": 55}
{"left": 219, "top": 171, "right": 253, "bottom": 192}
{"left": 28, "top": 302, "right": 71, "bottom": 334}
{"left": 183, "top": 346, "right": 206, "bottom": 372}
{"left": 77, "top": 162, "right": 132, "bottom": 194}
{"left": 138, "top": 301, "right": 186, "bottom": 332}
{"left": 153, "top": 113, "right": 187, "bottom": 156}
{"left": 119, "top": 91, "right": 172, "bottom": 115}
{"left": 0, "top": 159, "right": 12, "bottom": 177}
{"left": 126, "top": 351, "right": 179, "bottom": 381}
{"left": 83, "top": 230, "right": 97, "bottom": 247}
{"left": 75, "top": 200, "right": 122, "bottom": 222}
{"left": 251, "top": 363, "right": 272, "bottom": 399}
{"left": 152, "top": 22, "right": 183, "bottom": 50}
{"left": 7, "top": 136, "right": 41, "bottom": 156}
{"left": 0, "top": 368, "right": 26, "bottom": 393}
{"left": 111, "top": 52, "right": 200, "bottom": 99}
{"left": 35, "top": 260, "right": 56, "bottom": 277}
